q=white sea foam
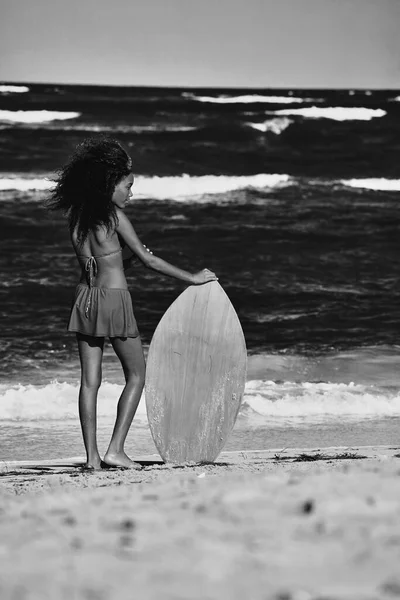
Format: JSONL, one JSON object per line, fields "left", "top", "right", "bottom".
{"left": 133, "top": 174, "right": 291, "bottom": 199}
{"left": 0, "top": 122, "right": 198, "bottom": 133}
{"left": 0, "top": 173, "right": 291, "bottom": 198}
{"left": 0, "top": 177, "right": 53, "bottom": 191}
{"left": 0, "top": 110, "right": 81, "bottom": 124}
{"left": 183, "top": 92, "right": 312, "bottom": 104}
{"left": 341, "top": 178, "right": 400, "bottom": 192}
{"left": 0, "top": 381, "right": 147, "bottom": 422}
{"left": 1, "top": 379, "right": 399, "bottom": 424}
{"left": 243, "top": 380, "right": 400, "bottom": 423}
{"left": 3, "top": 173, "right": 399, "bottom": 198}
{"left": 247, "top": 117, "right": 292, "bottom": 134}
{"left": 392, "top": 96, "right": 400, "bottom": 102}
{"left": 0, "top": 85, "right": 30, "bottom": 93}
{"left": 275, "top": 106, "right": 386, "bottom": 121}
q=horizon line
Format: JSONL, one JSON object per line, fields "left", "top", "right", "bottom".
{"left": 1, "top": 80, "right": 399, "bottom": 92}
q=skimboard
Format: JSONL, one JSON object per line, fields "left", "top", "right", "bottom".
{"left": 145, "top": 281, "right": 247, "bottom": 464}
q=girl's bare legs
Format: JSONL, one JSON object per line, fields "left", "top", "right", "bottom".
{"left": 77, "top": 333, "right": 105, "bottom": 469}
{"left": 103, "top": 336, "right": 145, "bottom": 469}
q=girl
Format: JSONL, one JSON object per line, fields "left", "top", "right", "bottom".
{"left": 47, "top": 138, "right": 217, "bottom": 470}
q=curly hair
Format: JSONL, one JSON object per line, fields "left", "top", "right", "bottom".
{"left": 46, "top": 137, "right": 132, "bottom": 245}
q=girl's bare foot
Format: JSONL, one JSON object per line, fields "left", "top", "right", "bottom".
{"left": 81, "top": 461, "right": 102, "bottom": 471}
{"left": 81, "top": 454, "right": 102, "bottom": 470}
{"left": 102, "top": 451, "right": 142, "bottom": 470}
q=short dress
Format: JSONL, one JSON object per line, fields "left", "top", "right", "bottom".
{"left": 67, "top": 249, "right": 139, "bottom": 338}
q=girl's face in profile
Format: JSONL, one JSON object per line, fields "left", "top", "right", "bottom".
{"left": 112, "top": 173, "right": 134, "bottom": 209}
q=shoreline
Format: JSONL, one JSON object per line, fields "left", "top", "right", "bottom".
{"left": 1, "top": 443, "right": 400, "bottom": 474}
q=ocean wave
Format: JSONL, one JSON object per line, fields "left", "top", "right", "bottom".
{"left": 132, "top": 174, "right": 291, "bottom": 199}
{"left": 392, "top": 96, "right": 400, "bottom": 102}
{"left": 275, "top": 106, "right": 386, "bottom": 121}
{"left": 0, "top": 381, "right": 147, "bottom": 422}
{"left": 0, "top": 121, "right": 198, "bottom": 133}
{"left": 0, "top": 173, "right": 292, "bottom": 198}
{"left": 3, "top": 173, "right": 399, "bottom": 199}
{"left": 183, "top": 92, "right": 313, "bottom": 104}
{"left": 1, "top": 379, "right": 399, "bottom": 424}
{"left": 72, "top": 124, "right": 197, "bottom": 134}
{"left": 341, "top": 178, "right": 400, "bottom": 191}
{"left": 0, "top": 110, "right": 81, "bottom": 124}
{"left": 243, "top": 380, "right": 400, "bottom": 423}
{"left": 0, "top": 84, "right": 30, "bottom": 93}
{"left": 246, "top": 347, "right": 400, "bottom": 388}
{"left": 0, "top": 177, "right": 53, "bottom": 191}
{"left": 246, "top": 117, "right": 292, "bottom": 134}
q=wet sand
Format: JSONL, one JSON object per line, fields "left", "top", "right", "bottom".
{"left": 1, "top": 446, "right": 400, "bottom": 600}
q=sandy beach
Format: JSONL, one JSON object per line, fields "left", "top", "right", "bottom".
{"left": 1, "top": 446, "right": 400, "bottom": 600}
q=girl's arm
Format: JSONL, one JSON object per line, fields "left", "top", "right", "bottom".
{"left": 118, "top": 231, "right": 152, "bottom": 272}
{"left": 116, "top": 209, "right": 217, "bottom": 285}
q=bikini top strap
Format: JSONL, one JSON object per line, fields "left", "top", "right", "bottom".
{"left": 77, "top": 247, "right": 122, "bottom": 260}
{"left": 93, "top": 248, "right": 122, "bottom": 259}
{"left": 77, "top": 247, "right": 122, "bottom": 297}
{"left": 85, "top": 256, "right": 97, "bottom": 289}
{"left": 77, "top": 247, "right": 122, "bottom": 288}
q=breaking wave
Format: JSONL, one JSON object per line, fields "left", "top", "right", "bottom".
{"left": 0, "top": 121, "right": 198, "bottom": 133}
{"left": 183, "top": 92, "right": 313, "bottom": 104}
{"left": 275, "top": 106, "right": 386, "bottom": 121}
{"left": 0, "top": 177, "right": 53, "bottom": 191}
{"left": 243, "top": 380, "right": 400, "bottom": 424}
{"left": 246, "top": 117, "right": 292, "bottom": 134}
{"left": 132, "top": 174, "right": 291, "bottom": 199}
{"left": 0, "top": 173, "right": 292, "bottom": 198}
{"left": 341, "top": 178, "right": 400, "bottom": 192}
{"left": 0, "top": 381, "right": 147, "bottom": 423}
{"left": 0, "top": 110, "right": 81, "bottom": 124}
{"left": 0, "top": 85, "right": 30, "bottom": 93}
{"left": 1, "top": 380, "right": 399, "bottom": 425}
{"left": 3, "top": 173, "right": 399, "bottom": 199}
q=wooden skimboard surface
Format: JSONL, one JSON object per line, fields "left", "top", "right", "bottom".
{"left": 145, "top": 281, "right": 247, "bottom": 464}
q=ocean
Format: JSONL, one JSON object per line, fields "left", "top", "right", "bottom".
{"left": 1, "top": 83, "right": 400, "bottom": 462}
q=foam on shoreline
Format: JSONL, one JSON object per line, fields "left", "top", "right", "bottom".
{"left": 1, "top": 377, "right": 399, "bottom": 424}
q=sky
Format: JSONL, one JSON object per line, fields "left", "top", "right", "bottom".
{"left": 1, "top": 0, "right": 399, "bottom": 89}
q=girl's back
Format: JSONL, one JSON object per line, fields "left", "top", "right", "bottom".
{"left": 72, "top": 226, "right": 127, "bottom": 290}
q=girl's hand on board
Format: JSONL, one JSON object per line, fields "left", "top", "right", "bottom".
{"left": 192, "top": 268, "right": 218, "bottom": 285}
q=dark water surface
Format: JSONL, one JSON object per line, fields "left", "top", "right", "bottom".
{"left": 0, "top": 83, "right": 399, "bottom": 458}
